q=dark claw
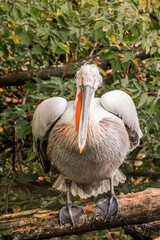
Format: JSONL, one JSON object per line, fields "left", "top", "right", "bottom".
{"left": 59, "top": 204, "right": 84, "bottom": 226}
{"left": 96, "top": 195, "right": 119, "bottom": 220}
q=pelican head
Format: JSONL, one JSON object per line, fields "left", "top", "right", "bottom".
{"left": 75, "top": 64, "right": 102, "bottom": 153}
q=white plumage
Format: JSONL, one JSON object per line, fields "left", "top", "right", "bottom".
{"left": 101, "top": 90, "right": 143, "bottom": 138}
{"left": 32, "top": 97, "right": 67, "bottom": 150}
{"left": 32, "top": 64, "right": 143, "bottom": 199}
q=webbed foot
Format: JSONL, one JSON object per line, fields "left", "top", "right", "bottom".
{"left": 59, "top": 179, "right": 84, "bottom": 226}
{"left": 96, "top": 194, "right": 119, "bottom": 220}
{"left": 60, "top": 204, "right": 84, "bottom": 226}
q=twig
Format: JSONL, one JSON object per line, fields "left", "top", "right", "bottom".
{"left": 4, "top": 173, "right": 14, "bottom": 214}
{"left": 61, "top": 36, "right": 81, "bottom": 79}
{"left": 5, "top": 126, "right": 17, "bottom": 214}
{"left": 124, "top": 61, "right": 131, "bottom": 79}
{"left": 89, "top": 42, "right": 97, "bottom": 57}
{"left": 5, "top": 90, "right": 28, "bottom": 213}
{"left": 105, "top": 230, "right": 114, "bottom": 240}
{"left": 17, "top": 90, "right": 28, "bottom": 172}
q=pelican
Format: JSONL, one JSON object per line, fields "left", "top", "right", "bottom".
{"left": 32, "top": 64, "right": 143, "bottom": 225}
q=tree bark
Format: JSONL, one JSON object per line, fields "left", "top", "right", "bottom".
{"left": 0, "top": 188, "right": 160, "bottom": 240}
{"left": 0, "top": 51, "right": 149, "bottom": 87}
{"left": 0, "top": 57, "right": 109, "bottom": 87}
{"left": 124, "top": 221, "right": 160, "bottom": 240}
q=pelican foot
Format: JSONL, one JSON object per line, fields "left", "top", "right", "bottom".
{"left": 59, "top": 204, "right": 84, "bottom": 226}
{"left": 96, "top": 195, "right": 119, "bottom": 220}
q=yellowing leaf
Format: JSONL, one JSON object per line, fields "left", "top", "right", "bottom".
{"left": 60, "top": 43, "right": 70, "bottom": 54}
{"left": 118, "top": 53, "right": 125, "bottom": 58}
{"left": 0, "top": 126, "right": 3, "bottom": 133}
{"left": 12, "top": 35, "right": 20, "bottom": 44}
{"left": 81, "top": 37, "right": 94, "bottom": 47}
{"left": 98, "top": 67, "right": 106, "bottom": 76}
{"left": 140, "top": 0, "right": 147, "bottom": 8}
{"left": 13, "top": 205, "right": 21, "bottom": 212}
{"left": 87, "top": 40, "right": 94, "bottom": 47}
{"left": 106, "top": 69, "right": 112, "bottom": 75}
{"left": 140, "top": 15, "right": 146, "bottom": 21}
{"left": 132, "top": 10, "right": 138, "bottom": 15}
{"left": 153, "top": 0, "right": 160, "bottom": 8}
{"left": 122, "top": 89, "right": 132, "bottom": 95}
{"left": 121, "top": 42, "right": 129, "bottom": 48}
{"left": 146, "top": 45, "right": 150, "bottom": 54}
{"left": 5, "top": 68, "right": 8, "bottom": 74}
{"left": 156, "top": 37, "right": 160, "bottom": 47}
{"left": 0, "top": 55, "right": 5, "bottom": 61}
{"left": 81, "top": 36, "right": 87, "bottom": 44}
{"left": 9, "top": 35, "right": 20, "bottom": 44}
{"left": 46, "top": 18, "right": 52, "bottom": 21}
{"left": 132, "top": 59, "right": 138, "bottom": 66}
{"left": 110, "top": 35, "right": 116, "bottom": 44}
{"left": 56, "top": 8, "right": 61, "bottom": 16}
{"left": 93, "top": 60, "right": 100, "bottom": 65}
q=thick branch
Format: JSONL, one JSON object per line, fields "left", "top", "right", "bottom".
{"left": 124, "top": 221, "right": 160, "bottom": 240}
{"left": 0, "top": 57, "right": 109, "bottom": 87}
{"left": 0, "top": 51, "right": 149, "bottom": 87}
{"left": 0, "top": 188, "right": 160, "bottom": 240}
{"left": 122, "top": 168, "right": 160, "bottom": 179}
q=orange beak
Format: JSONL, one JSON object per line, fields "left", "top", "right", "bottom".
{"left": 76, "top": 85, "right": 94, "bottom": 153}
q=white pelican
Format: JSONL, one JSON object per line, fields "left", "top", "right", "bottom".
{"left": 32, "top": 64, "right": 143, "bottom": 225}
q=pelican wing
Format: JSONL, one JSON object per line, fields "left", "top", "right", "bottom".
{"left": 100, "top": 90, "right": 143, "bottom": 150}
{"left": 32, "top": 97, "right": 67, "bottom": 173}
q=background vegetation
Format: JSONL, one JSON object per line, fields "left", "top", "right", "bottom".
{"left": 0, "top": 0, "right": 160, "bottom": 239}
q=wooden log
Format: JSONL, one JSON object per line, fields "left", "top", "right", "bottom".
{"left": 0, "top": 57, "right": 110, "bottom": 87}
{"left": 124, "top": 220, "right": 160, "bottom": 240}
{"left": 0, "top": 188, "right": 160, "bottom": 240}
{"left": 0, "top": 51, "right": 150, "bottom": 87}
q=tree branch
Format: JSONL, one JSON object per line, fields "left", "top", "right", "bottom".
{"left": 0, "top": 57, "right": 108, "bottom": 87}
{"left": 61, "top": 36, "right": 81, "bottom": 79}
{"left": 122, "top": 168, "right": 160, "bottom": 179}
{"left": 0, "top": 51, "right": 150, "bottom": 87}
{"left": 124, "top": 220, "right": 160, "bottom": 240}
{"left": 1, "top": 188, "right": 160, "bottom": 240}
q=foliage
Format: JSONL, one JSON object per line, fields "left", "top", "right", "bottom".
{"left": 0, "top": 0, "right": 160, "bottom": 239}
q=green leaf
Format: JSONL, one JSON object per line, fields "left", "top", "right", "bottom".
{"left": 122, "top": 53, "right": 136, "bottom": 63}
{"left": 15, "top": 171, "right": 29, "bottom": 184}
{"left": 94, "top": 21, "right": 104, "bottom": 30}
{"left": 150, "top": 98, "right": 160, "bottom": 112}
{"left": 131, "top": 91, "right": 141, "bottom": 99}
{"left": 117, "top": 12, "right": 125, "bottom": 22}
{"left": 32, "top": 45, "right": 44, "bottom": 54}
{"left": 18, "top": 125, "right": 31, "bottom": 139}
{"left": 15, "top": 120, "right": 29, "bottom": 127}
{"left": 95, "top": 28, "right": 104, "bottom": 40}
{"left": 37, "top": 27, "right": 49, "bottom": 37}
{"left": 138, "top": 93, "right": 148, "bottom": 107}
{"left": 112, "top": 59, "right": 121, "bottom": 74}
{"left": 150, "top": 47, "right": 157, "bottom": 55}
{"left": 134, "top": 80, "right": 142, "bottom": 91}
{"left": 27, "top": 152, "right": 37, "bottom": 161}
{"left": 19, "top": 32, "right": 31, "bottom": 46}
{"left": 59, "top": 42, "right": 70, "bottom": 54}
{"left": 24, "top": 82, "right": 37, "bottom": 91}
{"left": 30, "top": 93, "right": 47, "bottom": 100}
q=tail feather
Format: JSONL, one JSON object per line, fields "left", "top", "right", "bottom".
{"left": 53, "top": 169, "right": 126, "bottom": 199}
